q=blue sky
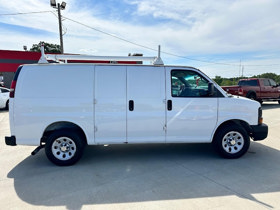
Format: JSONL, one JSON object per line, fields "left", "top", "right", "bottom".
{"left": 0, "top": 0, "right": 280, "bottom": 78}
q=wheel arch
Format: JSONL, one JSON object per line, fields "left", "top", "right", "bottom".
{"left": 246, "top": 90, "right": 257, "bottom": 99}
{"left": 212, "top": 120, "right": 251, "bottom": 142}
{"left": 41, "top": 121, "right": 88, "bottom": 145}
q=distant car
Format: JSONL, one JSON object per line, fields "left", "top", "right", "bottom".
{"left": 0, "top": 87, "right": 10, "bottom": 110}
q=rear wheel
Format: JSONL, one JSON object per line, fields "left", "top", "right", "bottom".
{"left": 213, "top": 124, "right": 250, "bottom": 159}
{"left": 45, "top": 130, "right": 85, "bottom": 166}
{"left": 247, "top": 93, "right": 256, "bottom": 101}
{"left": 5, "top": 100, "right": 9, "bottom": 110}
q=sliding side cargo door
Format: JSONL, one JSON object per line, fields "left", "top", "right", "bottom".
{"left": 127, "top": 66, "right": 166, "bottom": 143}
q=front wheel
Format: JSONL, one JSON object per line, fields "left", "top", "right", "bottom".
{"left": 45, "top": 130, "right": 85, "bottom": 166}
{"left": 213, "top": 124, "right": 250, "bottom": 159}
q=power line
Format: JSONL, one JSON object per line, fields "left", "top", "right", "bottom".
{"left": 64, "top": 16, "right": 226, "bottom": 64}
{"left": 62, "top": 16, "right": 157, "bottom": 52}
{"left": 63, "top": 15, "right": 280, "bottom": 67}
{"left": 0, "top": 11, "right": 54, "bottom": 16}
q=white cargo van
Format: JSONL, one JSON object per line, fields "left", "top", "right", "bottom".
{"left": 5, "top": 50, "right": 268, "bottom": 166}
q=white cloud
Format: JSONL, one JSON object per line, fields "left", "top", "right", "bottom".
{"left": 127, "top": 0, "right": 280, "bottom": 53}
{"left": 128, "top": 0, "right": 214, "bottom": 25}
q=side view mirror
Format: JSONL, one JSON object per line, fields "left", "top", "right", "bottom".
{"left": 208, "top": 83, "right": 215, "bottom": 96}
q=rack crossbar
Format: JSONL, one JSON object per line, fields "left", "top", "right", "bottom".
{"left": 39, "top": 45, "right": 164, "bottom": 65}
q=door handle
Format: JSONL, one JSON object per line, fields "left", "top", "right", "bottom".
{"left": 167, "top": 100, "right": 172, "bottom": 111}
{"left": 129, "top": 100, "right": 134, "bottom": 111}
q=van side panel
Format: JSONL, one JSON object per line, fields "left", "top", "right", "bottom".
{"left": 13, "top": 64, "right": 94, "bottom": 145}
{"left": 217, "top": 97, "right": 259, "bottom": 126}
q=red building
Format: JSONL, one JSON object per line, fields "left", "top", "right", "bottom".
{"left": 0, "top": 49, "right": 141, "bottom": 87}
{"left": 0, "top": 50, "right": 41, "bottom": 87}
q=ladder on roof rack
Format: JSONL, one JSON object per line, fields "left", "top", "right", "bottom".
{"left": 38, "top": 45, "right": 164, "bottom": 65}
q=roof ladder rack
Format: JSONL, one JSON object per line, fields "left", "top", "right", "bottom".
{"left": 39, "top": 45, "right": 164, "bottom": 65}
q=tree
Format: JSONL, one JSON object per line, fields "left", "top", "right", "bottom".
{"left": 213, "top": 73, "right": 280, "bottom": 86}
{"left": 258, "top": 73, "right": 280, "bottom": 83}
{"left": 29, "top": 41, "right": 61, "bottom": 53}
{"left": 213, "top": 76, "right": 239, "bottom": 86}
{"left": 213, "top": 76, "right": 223, "bottom": 85}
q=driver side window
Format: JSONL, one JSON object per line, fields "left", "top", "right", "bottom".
{"left": 171, "top": 70, "right": 210, "bottom": 97}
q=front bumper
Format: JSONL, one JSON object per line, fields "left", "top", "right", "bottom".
{"left": 5, "top": 136, "right": 17, "bottom": 146}
{"left": 250, "top": 123, "right": 268, "bottom": 141}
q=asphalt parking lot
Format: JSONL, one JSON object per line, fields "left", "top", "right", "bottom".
{"left": 1, "top": 102, "right": 280, "bottom": 210}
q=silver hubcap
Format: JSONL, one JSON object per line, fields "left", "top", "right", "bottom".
{"left": 52, "top": 137, "right": 76, "bottom": 160}
{"left": 222, "top": 131, "right": 244, "bottom": 154}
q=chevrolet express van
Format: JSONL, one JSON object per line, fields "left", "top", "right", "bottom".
{"left": 5, "top": 50, "right": 268, "bottom": 166}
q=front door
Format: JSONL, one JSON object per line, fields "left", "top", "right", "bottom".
{"left": 165, "top": 67, "right": 218, "bottom": 143}
{"left": 269, "top": 79, "right": 280, "bottom": 98}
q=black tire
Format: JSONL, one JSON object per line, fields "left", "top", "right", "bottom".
{"left": 5, "top": 100, "right": 9, "bottom": 110}
{"left": 213, "top": 124, "right": 250, "bottom": 159}
{"left": 45, "top": 130, "right": 85, "bottom": 166}
{"left": 247, "top": 93, "right": 256, "bottom": 101}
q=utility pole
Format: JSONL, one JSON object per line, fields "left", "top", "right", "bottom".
{"left": 50, "top": 0, "right": 66, "bottom": 54}
{"left": 239, "top": 59, "right": 241, "bottom": 77}
{"left": 57, "top": 3, "right": 64, "bottom": 54}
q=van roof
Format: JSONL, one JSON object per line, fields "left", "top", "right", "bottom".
{"left": 24, "top": 62, "right": 198, "bottom": 69}
{"left": 20, "top": 63, "right": 204, "bottom": 76}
